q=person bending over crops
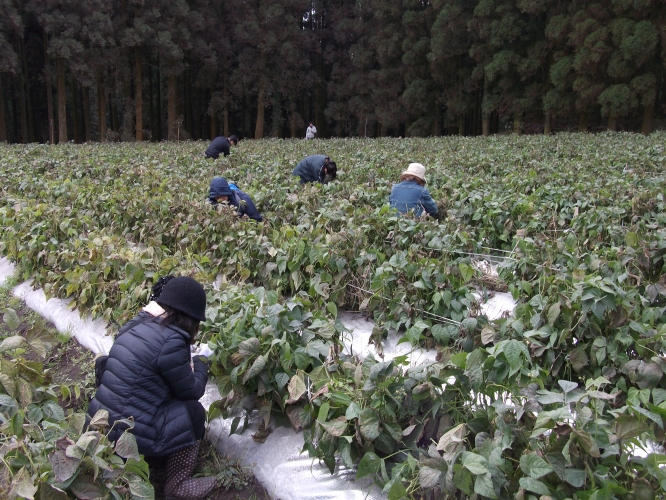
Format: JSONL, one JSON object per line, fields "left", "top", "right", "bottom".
{"left": 292, "top": 154, "right": 337, "bottom": 184}
{"left": 204, "top": 134, "right": 238, "bottom": 159}
{"left": 209, "top": 177, "right": 263, "bottom": 222}
{"left": 389, "top": 163, "right": 438, "bottom": 217}
{"left": 88, "top": 277, "right": 218, "bottom": 500}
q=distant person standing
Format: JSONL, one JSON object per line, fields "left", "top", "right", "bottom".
{"left": 305, "top": 122, "right": 317, "bottom": 140}
{"left": 389, "top": 163, "right": 438, "bottom": 217}
{"left": 205, "top": 135, "right": 238, "bottom": 159}
{"left": 292, "top": 155, "right": 337, "bottom": 184}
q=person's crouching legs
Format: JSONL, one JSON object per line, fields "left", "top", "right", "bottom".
{"left": 164, "top": 401, "right": 216, "bottom": 500}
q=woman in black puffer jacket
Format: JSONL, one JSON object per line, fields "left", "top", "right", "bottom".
{"left": 88, "top": 276, "right": 216, "bottom": 500}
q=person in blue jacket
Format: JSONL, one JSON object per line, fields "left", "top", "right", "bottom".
{"left": 88, "top": 277, "right": 217, "bottom": 499}
{"left": 205, "top": 134, "right": 238, "bottom": 159}
{"left": 389, "top": 163, "right": 438, "bottom": 217}
{"left": 292, "top": 154, "right": 337, "bottom": 184}
{"left": 209, "top": 177, "right": 263, "bottom": 222}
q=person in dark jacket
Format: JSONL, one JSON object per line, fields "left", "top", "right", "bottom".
{"left": 209, "top": 177, "right": 263, "bottom": 222}
{"left": 87, "top": 277, "right": 217, "bottom": 500}
{"left": 292, "top": 154, "right": 337, "bottom": 184}
{"left": 389, "top": 163, "right": 438, "bottom": 217}
{"left": 204, "top": 134, "right": 238, "bottom": 159}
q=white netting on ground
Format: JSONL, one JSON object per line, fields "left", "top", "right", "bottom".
{"left": 0, "top": 255, "right": 516, "bottom": 499}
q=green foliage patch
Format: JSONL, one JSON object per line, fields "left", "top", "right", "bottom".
{"left": 1, "top": 134, "right": 666, "bottom": 498}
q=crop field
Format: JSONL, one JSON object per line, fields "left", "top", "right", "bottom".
{"left": 1, "top": 133, "right": 666, "bottom": 499}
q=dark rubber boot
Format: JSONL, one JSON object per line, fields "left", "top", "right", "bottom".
{"left": 164, "top": 442, "right": 217, "bottom": 500}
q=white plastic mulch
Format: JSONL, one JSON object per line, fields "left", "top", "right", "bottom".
{"left": 0, "top": 259, "right": 113, "bottom": 354}
{"left": 0, "top": 255, "right": 516, "bottom": 500}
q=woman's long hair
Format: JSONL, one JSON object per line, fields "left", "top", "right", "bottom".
{"left": 159, "top": 306, "right": 200, "bottom": 344}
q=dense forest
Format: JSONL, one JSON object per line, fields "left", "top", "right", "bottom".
{"left": 0, "top": 0, "right": 664, "bottom": 143}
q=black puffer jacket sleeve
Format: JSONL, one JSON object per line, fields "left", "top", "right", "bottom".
{"left": 158, "top": 333, "right": 208, "bottom": 401}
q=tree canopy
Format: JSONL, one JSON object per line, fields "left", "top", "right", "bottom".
{"left": 0, "top": 0, "right": 664, "bottom": 143}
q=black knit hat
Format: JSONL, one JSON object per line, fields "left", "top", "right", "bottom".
{"left": 155, "top": 276, "right": 207, "bottom": 321}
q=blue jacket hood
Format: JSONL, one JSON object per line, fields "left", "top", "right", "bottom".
{"left": 208, "top": 179, "right": 263, "bottom": 222}
{"left": 210, "top": 177, "right": 232, "bottom": 200}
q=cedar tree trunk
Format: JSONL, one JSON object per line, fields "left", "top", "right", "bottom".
{"left": 544, "top": 111, "right": 552, "bottom": 135}
{"left": 167, "top": 74, "right": 176, "bottom": 140}
{"left": 72, "top": 80, "right": 80, "bottom": 143}
{"left": 431, "top": 104, "right": 440, "bottom": 136}
{"left": 123, "top": 80, "right": 133, "bottom": 140}
{"left": 255, "top": 84, "right": 265, "bottom": 139}
{"left": 18, "top": 73, "right": 28, "bottom": 143}
{"left": 481, "top": 76, "right": 491, "bottom": 136}
{"left": 135, "top": 48, "right": 143, "bottom": 141}
{"left": 578, "top": 111, "right": 588, "bottom": 132}
{"left": 83, "top": 86, "right": 91, "bottom": 141}
{"left": 210, "top": 114, "right": 217, "bottom": 138}
{"left": 98, "top": 81, "right": 107, "bottom": 142}
{"left": 513, "top": 112, "right": 522, "bottom": 135}
{"left": 20, "top": 39, "right": 34, "bottom": 141}
{"left": 43, "top": 31, "right": 54, "bottom": 144}
{"left": 642, "top": 103, "right": 654, "bottom": 135}
{"left": 290, "top": 98, "right": 297, "bottom": 138}
{"left": 0, "top": 77, "right": 6, "bottom": 142}
{"left": 56, "top": 57, "right": 67, "bottom": 143}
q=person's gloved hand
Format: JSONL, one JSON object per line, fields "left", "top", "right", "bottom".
{"left": 194, "top": 344, "right": 214, "bottom": 358}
